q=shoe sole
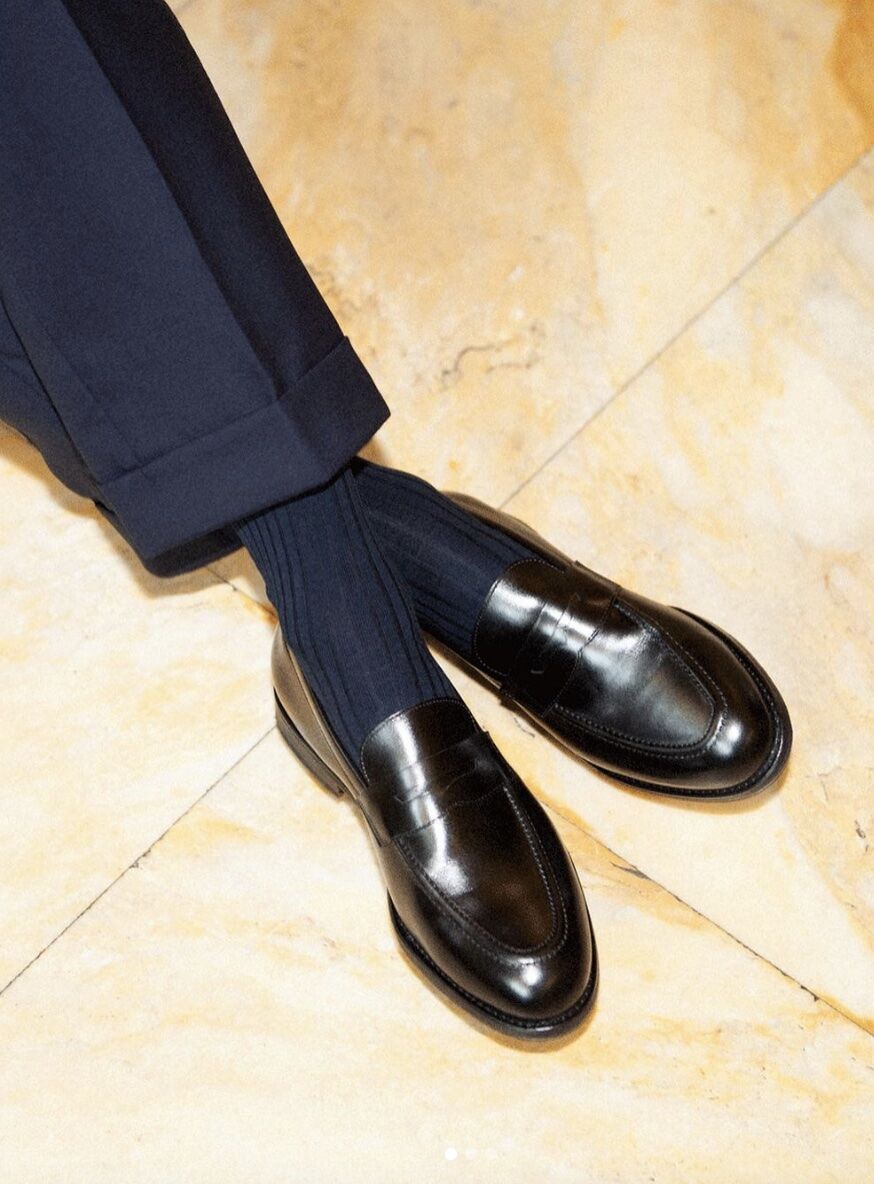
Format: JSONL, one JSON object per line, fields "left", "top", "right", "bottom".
{"left": 433, "top": 609, "right": 793, "bottom": 802}
{"left": 274, "top": 692, "right": 598, "bottom": 1039}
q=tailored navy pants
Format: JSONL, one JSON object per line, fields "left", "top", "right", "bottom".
{"left": 0, "top": 0, "right": 389, "bottom": 574}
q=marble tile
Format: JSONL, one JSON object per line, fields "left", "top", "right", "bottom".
{"left": 483, "top": 151, "right": 874, "bottom": 1027}
{"left": 1, "top": 728, "right": 873, "bottom": 1183}
{"left": 0, "top": 430, "right": 276, "bottom": 987}
{"left": 180, "top": 0, "right": 873, "bottom": 503}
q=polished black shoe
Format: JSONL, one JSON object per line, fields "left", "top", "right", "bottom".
{"left": 272, "top": 627, "right": 597, "bottom": 1038}
{"left": 445, "top": 495, "right": 792, "bottom": 800}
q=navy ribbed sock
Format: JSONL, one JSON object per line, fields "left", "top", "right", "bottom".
{"left": 237, "top": 467, "right": 458, "bottom": 769}
{"left": 353, "top": 460, "right": 537, "bottom": 658}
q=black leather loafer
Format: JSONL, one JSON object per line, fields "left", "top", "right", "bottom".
{"left": 272, "top": 627, "right": 597, "bottom": 1038}
{"left": 445, "top": 495, "right": 792, "bottom": 800}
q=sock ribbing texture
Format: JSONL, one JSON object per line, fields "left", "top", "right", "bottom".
{"left": 237, "top": 467, "right": 457, "bottom": 769}
{"left": 353, "top": 460, "right": 537, "bottom": 658}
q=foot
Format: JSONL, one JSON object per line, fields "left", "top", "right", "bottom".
{"left": 354, "top": 462, "right": 791, "bottom": 799}
{"left": 443, "top": 495, "right": 792, "bottom": 799}
{"left": 272, "top": 628, "right": 598, "bottom": 1038}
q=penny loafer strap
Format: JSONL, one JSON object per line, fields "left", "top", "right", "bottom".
{"left": 501, "top": 590, "right": 584, "bottom": 715}
{"left": 371, "top": 732, "right": 507, "bottom": 840}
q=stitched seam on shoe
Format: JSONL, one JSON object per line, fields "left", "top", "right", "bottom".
{"left": 602, "top": 620, "right": 787, "bottom": 797}
{"left": 433, "top": 785, "right": 565, "bottom": 956}
{"left": 397, "top": 845, "right": 570, "bottom": 964}
{"left": 506, "top": 789, "right": 563, "bottom": 946}
{"left": 616, "top": 600, "right": 718, "bottom": 708}
{"left": 553, "top": 706, "right": 731, "bottom": 760}
{"left": 552, "top": 600, "right": 724, "bottom": 752}
{"left": 552, "top": 704, "right": 719, "bottom": 753}
{"left": 531, "top": 601, "right": 607, "bottom": 717}
{"left": 682, "top": 613, "right": 786, "bottom": 790}
{"left": 395, "top": 787, "right": 567, "bottom": 961}
{"left": 392, "top": 782, "right": 504, "bottom": 841}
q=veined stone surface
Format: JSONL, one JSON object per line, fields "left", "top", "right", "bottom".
{"left": 1, "top": 2, "right": 872, "bottom": 1179}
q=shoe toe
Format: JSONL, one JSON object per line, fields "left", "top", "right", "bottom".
{"left": 704, "top": 675, "right": 775, "bottom": 788}
{"left": 496, "top": 901, "right": 596, "bottom": 1027}
{"left": 394, "top": 784, "right": 597, "bottom": 1035}
{"left": 611, "top": 600, "right": 791, "bottom": 796}
{"left": 678, "top": 611, "right": 791, "bottom": 794}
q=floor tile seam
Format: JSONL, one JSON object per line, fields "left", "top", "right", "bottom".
{"left": 542, "top": 798, "right": 874, "bottom": 1046}
{"left": 499, "top": 144, "right": 874, "bottom": 510}
{"left": 0, "top": 724, "right": 277, "bottom": 1001}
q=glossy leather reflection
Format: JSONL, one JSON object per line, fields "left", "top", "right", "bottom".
{"left": 450, "top": 495, "right": 792, "bottom": 798}
{"left": 271, "top": 629, "right": 597, "bottom": 1037}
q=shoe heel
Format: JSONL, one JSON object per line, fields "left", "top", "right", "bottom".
{"left": 274, "top": 693, "right": 346, "bottom": 797}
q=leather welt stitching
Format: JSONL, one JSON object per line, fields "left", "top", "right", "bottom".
{"left": 553, "top": 705, "right": 731, "bottom": 760}
{"left": 552, "top": 704, "right": 719, "bottom": 753}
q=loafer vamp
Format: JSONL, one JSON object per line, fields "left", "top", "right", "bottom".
{"left": 553, "top": 595, "right": 717, "bottom": 747}
{"left": 364, "top": 709, "right": 595, "bottom": 1022}
{"left": 549, "top": 589, "right": 778, "bottom": 790}
{"left": 476, "top": 559, "right": 725, "bottom": 754}
{"left": 384, "top": 780, "right": 594, "bottom": 1023}
{"left": 272, "top": 627, "right": 597, "bottom": 1034}
{"left": 394, "top": 784, "right": 558, "bottom": 951}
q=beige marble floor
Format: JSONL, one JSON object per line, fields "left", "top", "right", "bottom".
{"left": 180, "top": 0, "right": 874, "bottom": 503}
{"left": 2, "top": 1, "right": 874, "bottom": 1181}
{"left": 3, "top": 732, "right": 874, "bottom": 1183}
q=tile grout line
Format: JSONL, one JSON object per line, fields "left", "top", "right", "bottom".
{"left": 498, "top": 143, "right": 874, "bottom": 511}
{"left": 206, "top": 564, "right": 276, "bottom": 618}
{"left": 0, "top": 723, "right": 277, "bottom": 1001}
{"left": 495, "top": 143, "right": 874, "bottom": 1029}
{"left": 543, "top": 798, "right": 874, "bottom": 1044}
{"left": 3, "top": 698, "right": 869, "bottom": 1041}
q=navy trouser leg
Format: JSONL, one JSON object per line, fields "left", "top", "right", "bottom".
{"left": 0, "top": 292, "right": 100, "bottom": 503}
{"left": 0, "top": 0, "right": 389, "bottom": 571}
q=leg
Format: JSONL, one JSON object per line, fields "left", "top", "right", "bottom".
{"left": 0, "top": 0, "right": 453, "bottom": 769}
{"left": 0, "top": 0, "right": 596, "bottom": 1033}
{"left": 237, "top": 470, "right": 455, "bottom": 766}
{"left": 0, "top": 0, "right": 387, "bottom": 564}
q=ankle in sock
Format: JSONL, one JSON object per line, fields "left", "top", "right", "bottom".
{"left": 353, "top": 459, "right": 538, "bottom": 658}
{"left": 237, "top": 467, "right": 458, "bottom": 769}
